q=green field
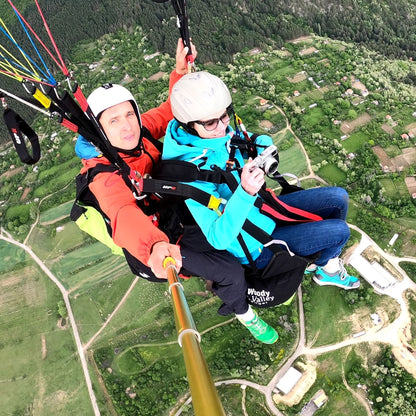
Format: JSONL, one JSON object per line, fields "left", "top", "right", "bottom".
{"left": 317, "top": 163, "right": 347, "bottom": 185}
{"left": 0, "top": 246, "right": 91, "bottom": 416}
{"left": 343, "top": 131, "right": 370, "bottom": 153}
{"left": 39, "top": 201, "right": 74, "bottom": 224}
{"left": 380, "top": 178, "right": 410, "bottom": 199}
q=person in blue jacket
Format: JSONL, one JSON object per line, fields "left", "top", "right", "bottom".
{"left": 162, "top": 71, "right": 360, "bottom": 337}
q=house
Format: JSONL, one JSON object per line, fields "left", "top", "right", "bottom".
{"left": 345, "top": 88, "right": 354, "bottom": 96}
{"left": 293, "top": 90, "right": 300, "bottom": 97}
{"left": 371, "top": 313, "right": 381, "bottom": 325}
{"left": 349, "top": 255, "right": 397, "bottom": 291}
{"left": 388, "top": 233, "right": 399, "bottom": 246}
{"left": 309, "top": 103, "right": 317, "bottom": 108}
{"left": 313, "top": 390, "right": 328, "bottom": 408}
{"left": 275, "top": 367, "right": 302, "bottom": 395}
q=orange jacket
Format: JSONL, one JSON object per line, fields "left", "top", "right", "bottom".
{"left": 80, "top": 70, "right": 182, "bottom": 265}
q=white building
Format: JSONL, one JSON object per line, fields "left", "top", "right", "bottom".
{"left": 388, "top": 233, "right": 399, "bottom": 246}
{"left": 349, "top": 255, "right": 397, "bottom": 290}
{"left": 275, "top": 367, "right": 302, "bottom": 395}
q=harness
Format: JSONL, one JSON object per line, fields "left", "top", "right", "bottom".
{"left": 71, "top": 131, "right": 322, "bottom": 304}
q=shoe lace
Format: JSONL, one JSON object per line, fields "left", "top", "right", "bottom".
{"left": 337, "top": 259, "right": 349, "bottom": 281}
{"left": 250, "top": 318, "right": 266, "bottom": 334}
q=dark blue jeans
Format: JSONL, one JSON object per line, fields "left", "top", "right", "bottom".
{"left": 256, "top": 187, "right": 350, "bottom": 269}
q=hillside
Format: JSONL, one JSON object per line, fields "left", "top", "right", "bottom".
{"left": 1, "top": 20, "right": 416, "bottom": 415}
{"left": 1, "top": 0, "right": 416, "bottom": 144}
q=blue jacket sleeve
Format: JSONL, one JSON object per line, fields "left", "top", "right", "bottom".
{"left": 185, "top": 181, "right": 257, "bottom": 251}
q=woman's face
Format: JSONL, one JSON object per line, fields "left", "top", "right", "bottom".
{"left": 192, "top": 108, "right": 230, "bottom": 139}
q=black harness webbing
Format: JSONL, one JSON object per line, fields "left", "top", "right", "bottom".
{"left": 3, "top": 108, "right": 41, "bottom": 165}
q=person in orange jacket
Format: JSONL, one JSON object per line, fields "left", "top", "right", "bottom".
{"left": 76, "top": 39, "right": 191, "bottom": 278}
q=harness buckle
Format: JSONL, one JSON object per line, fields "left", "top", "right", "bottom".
{"left": 1, "top": 95, "right": 7, "bottom": 109}
{"left": 226, "top": 159, "right": 235, "bottom": 170}
{"left": 130, "top": 170, "right": 147, "bottom": 201}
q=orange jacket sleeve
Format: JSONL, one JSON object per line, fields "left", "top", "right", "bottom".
{"left": 89, "top": 170, "right": 169, "bottom": 265}
{"left": 141, "top": 70, "right": 183, "bottom": 140}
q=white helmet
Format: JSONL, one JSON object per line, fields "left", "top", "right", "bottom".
{"left": 171, "top": 72, "right": 232, "bottom": 124}
{"left": 87, "top": 83, "right": 142, "bottom": 126}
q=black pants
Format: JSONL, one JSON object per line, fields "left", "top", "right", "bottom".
{"left": 124, "top": 247, "right": 248, "bottom": 316}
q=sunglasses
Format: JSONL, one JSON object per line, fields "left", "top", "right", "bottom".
{"left": 193, "top": 108, "right": 231, "bottom": 131}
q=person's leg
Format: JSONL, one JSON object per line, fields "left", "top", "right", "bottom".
{"left": 278, "top": 186, "right": 349, "bottom": 221}
{"left": 181, "top": 248, "right": 278, "bottom": 344}
{"left": 258, "top": 218, "right": 350, "bottom": 267}
{"left": 255, "top": 218, "right": 359, "bottom": 290}
{"left": 181, "top": 248, "right": 248, "bottom": 315}
{"left": 277, "top": 187, "right": 359, "bottom": 289}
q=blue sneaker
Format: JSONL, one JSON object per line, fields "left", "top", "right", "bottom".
{"left": 313, "top": 260, "right": 360, "bottom": 290}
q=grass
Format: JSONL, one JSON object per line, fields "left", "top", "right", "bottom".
{"left": 0, "top": 251, "right": 91, "bottom": 416}
{"left": 342, "top": 131, "right": 370, "bottom": 153}
{"left": 39, "top": 201, "right": 73, "bottom": 224}
{"left": 304, "top": 279, "right": 400, "bottom": 348}
{"left": 268, "top": 136, "right": 309, "bottom": 187}
{"left": 317, "top": 163, "right": 347, "bottom": 185}
{"left": 380, "top": 178, "right": 410, "bottom": 199}
{"left": 304, "top": 284, "right": 354, "bottom": 346}
{"left": 303, "top": 107, "right": 325, "bottom": 127}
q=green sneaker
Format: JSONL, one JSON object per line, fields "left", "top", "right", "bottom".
{"left": 239, "top": 311, "right": 279, "bottom": 344}
{"left": 313, "top": 259, "right": 360, "bottom": 290}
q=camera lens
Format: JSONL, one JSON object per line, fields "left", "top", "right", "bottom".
{"left": 264, "top": 159, "right": 279, "bottom": 175}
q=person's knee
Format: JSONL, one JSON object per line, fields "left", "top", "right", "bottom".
{"left": 215, "top": 260, "right": 245, "bottom": 283}
{"left": 332, "top": 186, "right": 349, "bottom": 204}
{"left": 338, "top": 220, "right": 350, "bottom": 244}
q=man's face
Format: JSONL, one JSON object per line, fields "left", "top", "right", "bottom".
{"left": 99, "top": 101, "right": 141, "bottom": 150}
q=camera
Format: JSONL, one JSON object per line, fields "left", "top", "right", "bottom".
{"left": 252, "top": 145, "right": 279, "bottom": 175}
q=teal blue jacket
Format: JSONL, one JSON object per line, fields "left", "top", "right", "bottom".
{"left": 162, "top": 119, "right": 276, "bottom": 264}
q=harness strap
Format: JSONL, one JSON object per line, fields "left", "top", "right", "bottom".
{"left": 3, "top": 108, "right": 41, "bottom": 164}
{"left": 171, "top": 0, "right": 194, "bottom": 65}
{"left": 257, "top": 187, "right": 323, "bottom": 224}
{"left": 142, "top": 178, "right": 223, "bottom": 213}
{"left": 155, "top": 159, "right": 225, "bottom": 183}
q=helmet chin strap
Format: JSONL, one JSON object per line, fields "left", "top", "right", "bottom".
{"left": 177, "top": 119, "right": 200, "bottom": 137}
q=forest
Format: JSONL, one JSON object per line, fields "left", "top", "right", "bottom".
{"left": 1, "top": 0, "right": 416, "bottom": 144}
